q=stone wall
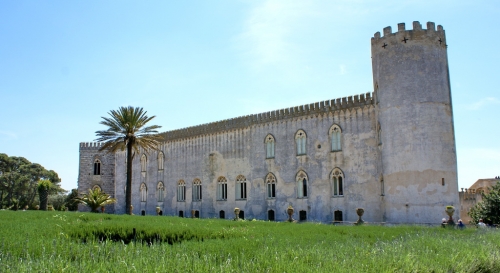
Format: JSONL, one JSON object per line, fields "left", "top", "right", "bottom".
{"left": 113, "top": 100, "right": 381, "bottom": 222}
{"left": 77, "top": 142, "right": 116, "bottom": 213}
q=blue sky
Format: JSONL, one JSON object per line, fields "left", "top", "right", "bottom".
{"left": 1, "top": 1, "right": 498, "bottom": 191}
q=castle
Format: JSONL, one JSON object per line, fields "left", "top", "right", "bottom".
{"left": 78, "top": 21, "right": 460, "bottom": 224}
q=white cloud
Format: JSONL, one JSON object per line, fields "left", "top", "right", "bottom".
{"left": 236, "top": 0, "right": 314, "bottom": 69}
{"left": 0, "top": 131, "right": 17, "bottom": 140}
{"left": 339, "top": 64, "right": 347, "bottom": 75}
{"left": 466, "top": 97, "right": 500, "bottom": 110}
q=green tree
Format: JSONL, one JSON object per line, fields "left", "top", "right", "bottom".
{"left": 64, "top": 189, "right": 79, "bottom": 211}
{"left": 74, "top": 187, "right": 117, "bottom": 213}
{"left": 469, "top": 181, "right": 500, "bottom": 224}
{"left": 0, "top": 154, "right": 62, "bottom": 209}
{"left": 95, "top": 106, "right": 161, "bottom": 215}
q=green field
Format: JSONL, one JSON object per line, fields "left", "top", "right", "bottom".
{"left": 1, "top": 210, "right": 498, "bottom": 272}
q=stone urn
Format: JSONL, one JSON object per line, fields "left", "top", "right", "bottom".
{"left": 156, "top": 207, "right": 161, "bottom": 215}
{"left": 191, "top": 209, "right": 196, "bottom": 218}
{"left": 355, "top": 207, "right": 365, "bottom": 225}
{"left": 234, "top": 207, "right": 240, "bottom": 220}
{"left": 287, "top": 206, "right": 294, "bottom": 222}
{"left": 445, "top": 206, "right": 455, "bottom": 226}
{"left": 129, "top": 205, "right": 133, "bottom": 215}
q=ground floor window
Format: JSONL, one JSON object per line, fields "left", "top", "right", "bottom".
{"left": 334, "top": 210, "right": 343, "bottom": 222}
{"left": 268, "top": 210, "right": 275, "bottom": 221}
{"left": 179, "top": 210, "right": 184, "bottom": 217}
{"left": 299, "top": 210, "right": 307, "bottom": 221}
{"left": 219, "top": 210, "right": 225, "bottom": 219}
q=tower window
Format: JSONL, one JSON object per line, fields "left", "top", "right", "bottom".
{"left": 93, "top": 160, "right": 101, "bottom": 175}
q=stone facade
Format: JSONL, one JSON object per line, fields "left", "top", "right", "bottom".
{"left": 459, "top": 178, "right": 500, "bottom": 223}
{"left": 78, "top": 21, "right": 460, "bottom": 223}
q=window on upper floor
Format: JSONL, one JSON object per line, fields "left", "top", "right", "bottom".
{"left": 329, "top": 124, "right": 342, "bottom": 152}
{"left": 177, "top": 180, "right": 186, "bottom": 202}
{"left": 93, "top": 159, "right": 101, "bottom": 175}
{"left": 217, "top": 176, "right": 228, "bottom": 201}
{"left": 295, "top": 130, "right": 307, "bottom": 156}
{"left": 331, "top": 168, "right": 344, "bottom": 197}
{"left": 140, "top": 154, "right": 147, "bottom": 173}
{"left": 236, "top": 175, "right": 247, "bottom": 200}
{"left": 265, "top": 173, "right": 277, "bottom": 199}
{"left": 296, "top": 171, "right": 308, "bottom": 198}
{"left": 193, "top": 179, "right": 202, "bottom": 201}
{"left": 158, "top": 152, "right": 164, "bottom": 171}
{"left": 265, "top": 134, "right": 275, "bottom": 159}
{"left": 140, "top": 183, "right": 147, "bottom": 202}
{"left": 157, "top": 182, "right": 164, "bottom": 202}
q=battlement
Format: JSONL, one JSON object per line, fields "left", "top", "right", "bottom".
{"left": 161, "top": 92, "right": 373, "bottom": 141}
{"left": 80, "top": 142, "right": 103, "bottom": 150}
{"left": 372, "top": 21, "right": 445, "bottom": 44}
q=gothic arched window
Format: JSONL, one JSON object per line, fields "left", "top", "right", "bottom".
{"left": 177, "top": 180, "right": 185, "bottom": 202}
{"left": 193, "top": 179, "right": 202, "bottom": 201}
{"left": 217, "top": 176, "right": 228, "bottom": 201}
{"left": 157, "top": 152, "right": 164, "bottom": 171}
{"left": 265, "top": 134, "right": 275, "bottom": 159}
{"left": 140, "top": 154, "right": 147, "bottom": 173}
{"left": 265, "top": 173, "right": 277, "bottom": 198}
{"left": 157, "top": 182, "right": 164, "bottom": 202}
{"left": 236, "top": 175, "right": 247, "bottom": 200}
{"left": 93, "top": 159, "right": 101, "bottom": 175}
{"left": 295, "top": 130, "right": 307, "bottom": 156}
{"left": 329, "top": 124, "right": 342, "bottom": 152}
{"left": 140, "top": 183, "right": 147, "bottom": 202}
{"left": 296, "top": 171, "right": 308, "bottom": 198}
{"left": 331, "top": 168, "right": 344, "bottom": 197}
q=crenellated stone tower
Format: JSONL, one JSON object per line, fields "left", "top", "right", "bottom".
{"left": 77, "top": 142, "right": 116, "bottom": 213}
{"left": 371, "top": 21, "right": 459, "bottom": 223}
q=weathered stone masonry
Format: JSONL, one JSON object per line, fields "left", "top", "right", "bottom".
{"left": 78, "top": 21, "right": 460, "bottom": 223}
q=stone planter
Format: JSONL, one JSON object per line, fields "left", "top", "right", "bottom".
{"left": 355, "top": 207, "right": 365, "bottom": 225}
{"left": 156, "top": 207, "right": 161, "bottom": 215}
{"left": 234, "top": 207, "right": 240, "bottom": 220}
{"left": 129, "top": 205, "right": 133, "bottom": 215}
{"left": 287, "top": 206, "right": 294, "bottom": 222}
{"left": 191, "top": 209, "right": 196, "bottom": 218}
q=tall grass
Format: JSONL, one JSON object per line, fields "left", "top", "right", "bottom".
{"left": 1, "top": 210, "right": 499, "bottom": 272}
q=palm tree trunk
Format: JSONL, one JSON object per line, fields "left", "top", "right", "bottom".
{"left": 126, "top": 142, "right": 133, "bottom": 215}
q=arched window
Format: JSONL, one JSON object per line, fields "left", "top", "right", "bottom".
{"left": 296, "top": 171, "right": 308, "bottom": 198}
{"left": 177, "top": 180, "right": 186, "bottom": 202}
{"left": 331, "top": 168, "right": 344, "bottom": 197}
{"left": 157, "top": 182, "right": 164, "bottom": 202}
{"left": 93, "top": 159, "right": 101, "bottom": 175}
{"left": 295, "top": 130, "right": 307, "bottom": 155}
{"left": 265, "top": 173, "right": 277, "bottom": 198}
{"left": 217, "top": 176, "right": 228, "bottom": 201}
{"left": 157, "top": 152, "right": 164, "bottom": 170}
{"left": 236, "top": 175, "right": 247, "bottom": 200}
{"left": 265, "top": 134, "right": 275, "bottom": 159}
{"left": 193, "top": 179, "right": 202, "bottom": 201}
{"left": 329, "top": 124, "right": 342, "bottom": 152}
{"left": 140, "top": 154, "right": 147, "bottom": 172}
{"left": 92, "top": 184, "right": 102, "bottom": 191}
{"left": 140, "top": 183, "right": 147, "bottom": 202}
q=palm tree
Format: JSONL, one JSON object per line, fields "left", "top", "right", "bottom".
{"left": 95, "top": 106, "right": 162, "bottom": 215}
{"left": 74, "top": 187, "right": 117, "bottom": 213}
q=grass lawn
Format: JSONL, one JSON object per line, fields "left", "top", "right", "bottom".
{"left": 1, "top": 210, "right": 499, "bottom": 272}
